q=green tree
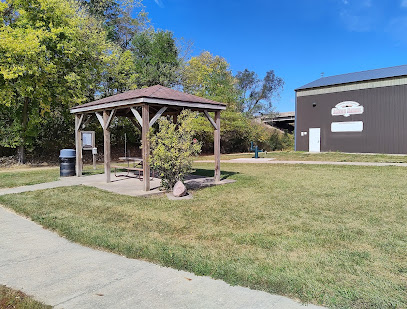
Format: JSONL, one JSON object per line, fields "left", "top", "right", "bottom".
{"left": 78, "top": 0, "right": 148, "bottom": 49}
{"left": 132, "top": 29, "right": 180, "bottom": 87}
{"left": 180, "top": 51, "right": 256, "bottom": 153}
{"left": 235, "top": 69, "right": 284, "bottom": 116}
{"left": 0, "top": 0, "right": 113, "bottom": 163}
{"left": 102, "top": 49, "right": 138, "bottom": 96}
{"left": 181, "top": 51, "right": 239, "bottom": 106}
{"left": 150, "top": 110, "right": 201, "bottom": 190}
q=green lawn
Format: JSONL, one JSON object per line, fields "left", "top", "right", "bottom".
{"left": 0, "top": 285, "right": 51, "bottom": 309}
{"left": 0, "top": 168, "right": 59, "bottom": 189}
{"left": 197, "top": 151, "right": 407, "bottom": 163}
{"left": 0, "top": 165, "right": 105, "bottom": 189}
{"left": 0, "top": 163, "right": 406, "bottom": 308}
{"left": 2, "top": 151, "right": 406, "bottom": 189}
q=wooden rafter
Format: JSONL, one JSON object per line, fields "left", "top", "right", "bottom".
{"left": 81, "top": 114, "right": 93, "bottom": 129}
{"left": 95, "top": 112, "right": 104, "bottom": 128}
{"left": 75, "top": 114, "right": 84, "bottom": 132}
{"left": 105, "top": 109, "right": 116, "bottom": 129}
{"left": 130, "top": 107, "right": 143, "bottom": 128}
{"left": 204, "top": 110, "right": 217, "bottom": 130}
{"left": 149, "top": 107, "right": 167, "bottom": 127}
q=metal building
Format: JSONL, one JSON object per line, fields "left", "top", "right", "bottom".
{"left": 295, "top": 65, "right": 407, "bottom": 154}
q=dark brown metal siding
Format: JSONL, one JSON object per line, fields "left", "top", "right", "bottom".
{"left": 295, "top": 84, "right": 407, "bottom": 154}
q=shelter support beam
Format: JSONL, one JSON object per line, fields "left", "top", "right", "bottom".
{"left": 75, "top": 114, "right": 83, "bottom": 177}
{"left": 149, "top": 107, "right": 167, "bottom": 127}
{"left": 204, "top": 110, "right": 217, "bottom": 130}
{"left": 131, "top": 107, "right": 143, "bottom": 128}
{"left": 214, "top": 111, "right": 221, "bottom": 182}
{"left": 103, "top": 110, "right": 112, "bottom": 183}
{"left": 142, "top": 104, "right": 150, "bottom": 191}
{"left": 95, "top": 112, "right": 104, "bottom": 127}
{"left": 81, "top": 114, "right": 92, "bottom": 129}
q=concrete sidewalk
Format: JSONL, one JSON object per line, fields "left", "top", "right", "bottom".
{"left": 196, "top": 158, "right": 407, "bottom": 167}
{"left": 0, "top": 173, "right": 234, "bottom": 198}
{"left": 0, "top": 206, "right": 324, "bottom": 309}
{"left": 0, "top": 173, "right": 161, "bottom": 197}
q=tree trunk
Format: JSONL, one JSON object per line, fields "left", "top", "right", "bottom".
{"left": 17, "top": 98, "right": 29, "bottom": 164}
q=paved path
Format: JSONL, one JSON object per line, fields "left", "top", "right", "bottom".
{"left": 0, "top": 174, "right": 234, "bottom": 198}
{"left": 196, "top": 158, "right": 407, "bottom": 167}
{"left": 0, "top": 173, "right": 162, "bottom": 197}
{"left": 0, "top": 207, "right": 324, "bottom": 309}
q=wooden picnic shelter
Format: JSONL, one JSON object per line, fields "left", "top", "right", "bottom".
{"left": 70, "top": 85, "right": 226, "bottom": 191}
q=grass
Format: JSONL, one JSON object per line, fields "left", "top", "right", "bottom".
{"left": 0, "top": 168, "right": 59, "bottom": 189}
{"left": 0, "top": 163, "right": 406, "bottom": 308}
{"left": 0, "top": 285, "right": 52, "bottom": 309}
{"left": 0, "top": 165, "right": 105, "bottom": 189}
{"left": 2, "top": 151, "right": 405, "bottom": 189}
{"left": 197, "top": 151, "right": 407, "bottom": 163}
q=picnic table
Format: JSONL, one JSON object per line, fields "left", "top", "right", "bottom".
{"left": 112, "top": 157, "right": 154, "bottom": 180}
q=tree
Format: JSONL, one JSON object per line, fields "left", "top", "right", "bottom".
{"left": 180, "top": 51, "right": 254, "bottom": 152}
{"left": 77, "top": 0, "right": 148, "bottom": 49}
{"left": 0, "top": 0, "right": 113, "bottom": 163}
{"left": 101, "top": 49, "right": 138, "bottom": 96}
{"left": 132, "top": 29, "right": 180, "bottom": 88}
{"left": 181, "top": 51, "right": 239, "bottom": 106}
{"left": 150, "top": 110, "right": 201, "bottom": 190}
{"left": 235, "top": 69, "right": 284, "bottom": 116}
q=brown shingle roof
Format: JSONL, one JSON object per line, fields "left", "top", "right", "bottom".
{"left": 71, "top": 85, "right": 226, "bottom": 111}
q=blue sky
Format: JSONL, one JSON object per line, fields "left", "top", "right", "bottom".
{"left": 141, "top": 0, "right": 407, "bottom": 112}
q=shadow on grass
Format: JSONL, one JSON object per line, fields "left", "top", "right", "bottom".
{"left": 82, "top": 169, "right": 105, "bottom": 176}
{"left": 192, "top": 168, "right": 238, "bottom": 180}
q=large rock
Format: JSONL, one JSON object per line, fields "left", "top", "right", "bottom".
{"left": 173, "top": 181, "right": 187, "bottom": 197}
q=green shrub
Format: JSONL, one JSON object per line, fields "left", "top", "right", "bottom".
{"left": 150, "top": 110, "right": 202, "bottom": 190}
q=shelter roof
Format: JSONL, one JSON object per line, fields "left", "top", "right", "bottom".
{"left": 70, "top": 85, "right": 226, "bottom": 113}
{"left": 296, "top": 64, "right": 407, "bottom": 91}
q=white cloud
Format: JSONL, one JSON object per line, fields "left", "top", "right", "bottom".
{"left": 154, "top": 0, "right": 164, "bottom": 8}
{"left": 340, "top": 11, "right": 372, "bottom": 32}
{"left": 338, "top": 0, "right": 376, "bottom": 32}
{"left": 401, "top": 0, "right": 407, "bottom": 8}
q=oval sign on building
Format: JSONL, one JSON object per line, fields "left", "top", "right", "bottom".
{"left": 331, "top": 101, "right": 364, "bottom": 117}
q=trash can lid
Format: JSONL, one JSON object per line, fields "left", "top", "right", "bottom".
{"left": 59, "top": 149, "right": 76, "bottom": 158}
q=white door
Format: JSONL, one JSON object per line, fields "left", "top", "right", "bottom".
{"left": 309, "top": 128, "right": 321, "bottom": 153}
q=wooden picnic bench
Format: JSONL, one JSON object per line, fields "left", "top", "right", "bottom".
{"left": 112, "top": 157, "right": 154, "bottom": 180}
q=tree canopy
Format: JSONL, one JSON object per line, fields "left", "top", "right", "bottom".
{"left": 181, "top": 51, "right": 239, "bottom": 106}
{"left": 236, "top": 69, "right": 284, "bottom": 116}
{"left": 0, "top": 0, "right": 113, "bottom": 162}
{"left": 0, "top": 0, "right": 290, "bottom": 162}
{"left": 132, "top": 29, "right": 180, "bottom": 88}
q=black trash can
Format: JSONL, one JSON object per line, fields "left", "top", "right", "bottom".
{"left": 59, "top": 149, "right": 76, "bottom": 177}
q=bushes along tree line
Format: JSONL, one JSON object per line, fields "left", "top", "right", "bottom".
{"left": 0, "top": 0, "right": 292, "bottom": 163}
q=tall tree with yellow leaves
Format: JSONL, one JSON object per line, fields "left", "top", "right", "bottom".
{"left": 0, "top": 0, "right": 114, "bottom": 163}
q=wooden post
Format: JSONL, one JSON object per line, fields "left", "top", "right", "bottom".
{"left": 75, "top": 114, "right": 83, "bottom": 177}
{"left": 92, "top": 151, "right": 97, "bottom": 170}
{"left": 103, "top": 110, "right": 111, "bottom": 183}
{"left": 214, "top": 111, "right": 221, "bottom": 182}
{"left": 173, "top": 113, "right": 177, "bottom": 124}
{"left": 142, "top": 104, "right": 150, "bottom": 191}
